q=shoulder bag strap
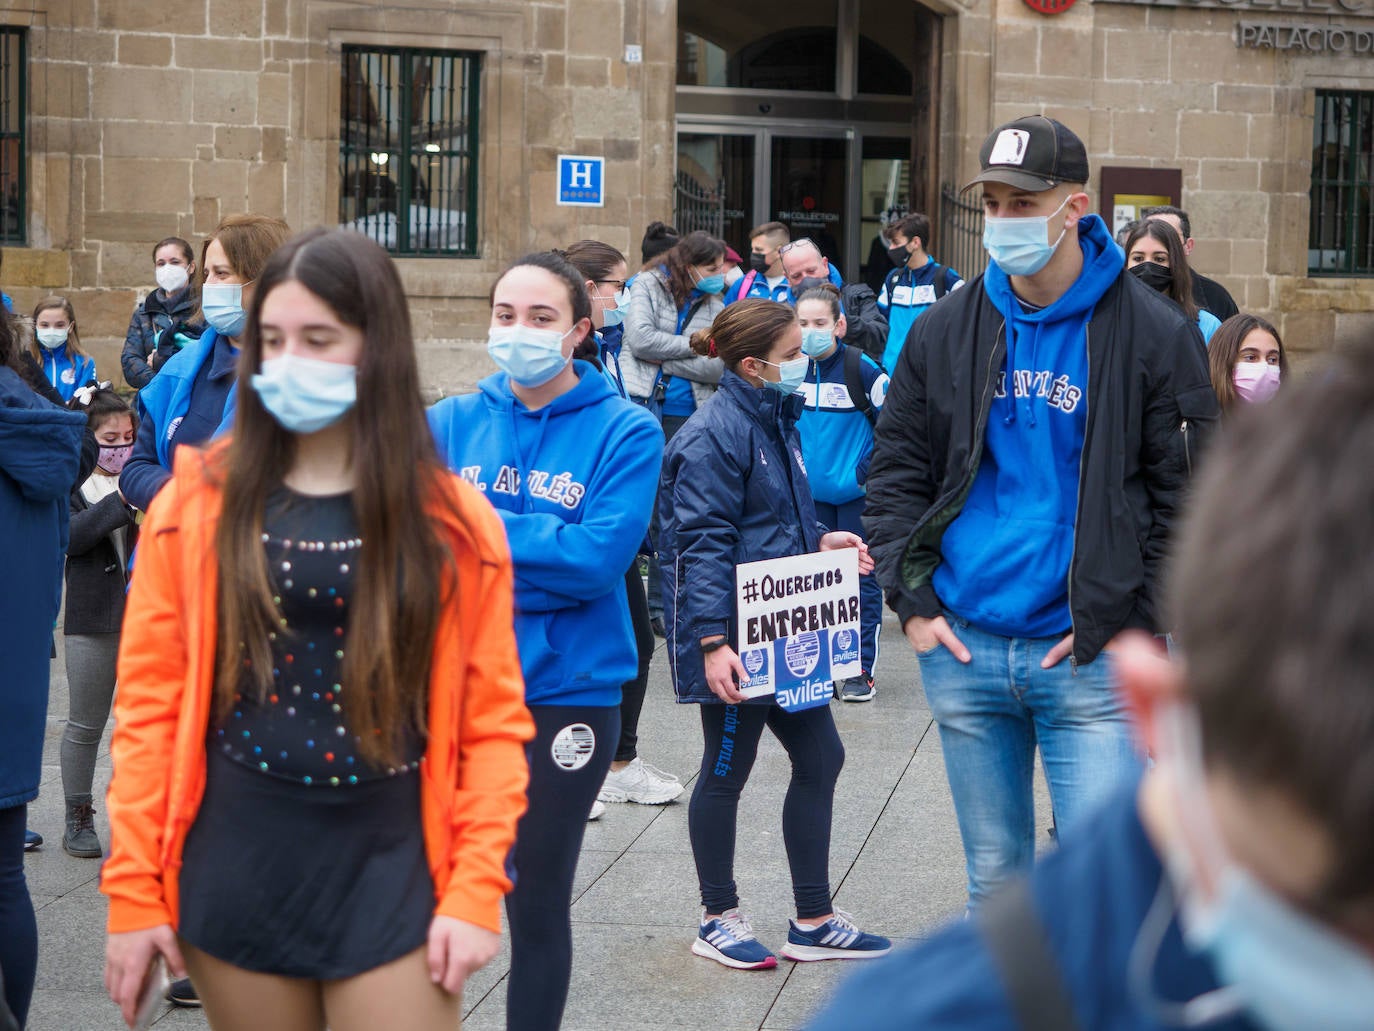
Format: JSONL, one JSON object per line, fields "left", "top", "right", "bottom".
{"left": 976, "top": 879, "right": 1084, "bottom": 1031}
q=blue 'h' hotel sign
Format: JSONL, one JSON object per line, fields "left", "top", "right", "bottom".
{"left": 557, "top": 154, "right": 605, "bottom": 207}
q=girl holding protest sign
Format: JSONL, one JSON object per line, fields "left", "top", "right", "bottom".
{"left": 658, "top": 298, "right": 891, "bottom": 971}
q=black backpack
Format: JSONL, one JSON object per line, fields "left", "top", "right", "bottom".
{"left": 841, "top": 344, "right": 878, "bottom": 430}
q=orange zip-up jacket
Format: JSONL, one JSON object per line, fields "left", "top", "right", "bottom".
{"left": 101, "top": 446, "right": 535, "bottom": 936}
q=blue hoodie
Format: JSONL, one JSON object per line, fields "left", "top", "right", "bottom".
{"left": 933, "top": 215, "right": 1124, "bottom": 638}
{"left": 797, "top": 342, "right": 888, "bottom": 505}
{"left": 38, "top": 342, "right": 97, "bottom": 403}
{"left": 0, "top": 367, "right": 86, "bottom": 807}
{"left": 428, "top": 360, "right": 664, "bottom": 707}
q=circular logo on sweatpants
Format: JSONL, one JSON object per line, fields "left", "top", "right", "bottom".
{"left": 551, "top": 723, "right": 596, "bottom": 771}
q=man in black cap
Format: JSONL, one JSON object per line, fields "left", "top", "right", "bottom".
{"left": 862, "top": 114, "right": 1218, "bottom": 906}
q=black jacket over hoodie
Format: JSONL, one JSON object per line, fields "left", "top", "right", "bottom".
{"left": 863, "top": 270, "right": 1219, "bottom": 666}
{"left": 64, "top": 483, "right": 136, "bottom": 635}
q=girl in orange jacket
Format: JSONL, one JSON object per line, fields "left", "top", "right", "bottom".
{"left": 101, "top": 228, "right": 534, "bottom": 1031}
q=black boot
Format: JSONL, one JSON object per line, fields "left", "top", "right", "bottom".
{"left": 62, "top": 794, "right": 102, "bottom": 858}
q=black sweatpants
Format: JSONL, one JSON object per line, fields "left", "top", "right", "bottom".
{"left": 615, "top": 561, "right": 655, "bottom": 763}
{"left": 688, "top": 703, "right": 845, "bottom": 920}
{"left": 505, "top": 704, "right": 619, "bottom": 1031}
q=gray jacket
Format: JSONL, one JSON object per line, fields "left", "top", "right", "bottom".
{"left": 620, "top": 270, "right": 723, "bottom": 407}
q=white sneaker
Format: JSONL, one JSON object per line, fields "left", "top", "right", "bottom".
{"left": 587, "top": 800, "right": 606, "bottom": 821}
{"left": 597, "top": 756, "right": 684, "bottom": 805}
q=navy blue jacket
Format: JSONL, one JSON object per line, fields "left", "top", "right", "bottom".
{"left": 805, "top": 782, "right": 1259, "bottom": 1031}
{"left": 0, "top": 366, "right": 86, "bottom": 807}
{"left": 658, "top": 370, "right": 826, "bottom": 704}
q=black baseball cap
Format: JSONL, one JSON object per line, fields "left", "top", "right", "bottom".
{"left": 962, "top": 115, "right": 1090, "bottom": 193}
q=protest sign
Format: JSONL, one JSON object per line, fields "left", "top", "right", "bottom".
{"left": 734, "top": 549, "right": 861, "bottom": 711}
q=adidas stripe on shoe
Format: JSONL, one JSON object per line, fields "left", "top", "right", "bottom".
{"left": 779, "top": 909, "right": 891, "bottom": 962}
{"left": 691, "top": 908, "right": 778, "bottom": 970}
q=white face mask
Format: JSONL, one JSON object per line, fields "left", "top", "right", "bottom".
{"left": 155, "top": 263, "right": 190, "bottom": 293}
{"left": 37, "top": 326, "right": 70, "bottom": 350}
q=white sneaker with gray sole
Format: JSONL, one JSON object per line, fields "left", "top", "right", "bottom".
{"left": 597, "top": 756, "right": 684, "bottom": 804}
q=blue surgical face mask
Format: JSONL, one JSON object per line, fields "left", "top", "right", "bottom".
{"left": 251, "top": 353, "right": 358, "bottom": 434}
{"left": 694, "top": 271, "right": 727, "bottom": 295}
{"left": 982, "top": 193, "right": 1072, "bottom": 277}
{"left": 202, "top": 282, "right": 249, "bottom": 338}
{"left": 487, "top": 324, "right": 573, "bottom": 387}
{"left": 595, "top": 289, "right": 626, "bottom": 329}
{"left": 1131, "top": 705, "right": 1374, "bottom": 1031}
{"left": 801, "top": 328, "right": 834, "bottom": 359}
{"left": 757, "top": 355, "right": 808, "bottom": 396}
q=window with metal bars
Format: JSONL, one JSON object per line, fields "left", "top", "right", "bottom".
{"left": 0, "top": 29, "right": 25, "bottom": 245}
{"left": 340, "top": 46, "right": 480, "bottom": 257}
{"left": 1310, "top": 90, "right": 1374, "bottom": 276}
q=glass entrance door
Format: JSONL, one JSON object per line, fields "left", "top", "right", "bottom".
{"left": 674, "top": 132, "right": 756, "bottom": 248}
{"left": 675, "top": 126, "right": 856, "bottom": 272}
{"left": 770, "top": 135, "right": 848, "bottom": 268}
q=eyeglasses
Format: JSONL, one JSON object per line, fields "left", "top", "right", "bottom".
{"left": 777, "top": 238, "right": 816, "bottom": 256}
{"left": 596, "top": 278, "right": 627, "bottom": 291}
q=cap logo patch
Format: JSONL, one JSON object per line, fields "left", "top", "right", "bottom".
{"left": 988, "top": 129, "right": 1030, "bottom": 167}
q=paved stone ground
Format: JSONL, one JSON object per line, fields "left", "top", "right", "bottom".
{"left": 23, "top": 609, "right": 1051, "bottom": 1030}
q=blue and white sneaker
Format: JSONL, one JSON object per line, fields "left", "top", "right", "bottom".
{"left": 779, "top": 909, "right": 891, "bottom": 962}
{"left": 692, "top": 907, "right": 778, "bottom": 970}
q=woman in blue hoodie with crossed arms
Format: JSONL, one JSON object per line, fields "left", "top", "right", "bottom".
{"left": 427, "top": 251, "right": 663, "bottom": 1031}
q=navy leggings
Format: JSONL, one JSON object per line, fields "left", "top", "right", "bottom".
{"left": 689, "top": 703, "right": 845, "bottom": 920}
{"left": 505, "top": 704, "right": 619, "bottom": 1031}
{"left": 0, "top": 804, "right": 36, "bottom": 1027}
{"left": 615, "top": 561, "right": 655, "bottom": 763}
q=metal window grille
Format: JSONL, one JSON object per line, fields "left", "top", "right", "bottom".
{"left": 938, "top": 183, "right": 987, "bottom": 281}
{"left": 1309, "top": 90, "right": 1374, "bottom": 277}
{"left": 339, "top": 46, "right": 479, "bottom": 257}
{"left": 0, "top": 30, "right": 25, "bottom": 245}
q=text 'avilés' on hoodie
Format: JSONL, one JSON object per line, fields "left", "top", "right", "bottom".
{"left": 427, "top": 359, "right": 664, "bottom": 707}
{"left": 932, "top": 214, "right": 1123, "bottom": 638}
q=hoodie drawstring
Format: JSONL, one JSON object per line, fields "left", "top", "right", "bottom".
{"left": 509, "top": 401, "right": 555, "bottom": 514}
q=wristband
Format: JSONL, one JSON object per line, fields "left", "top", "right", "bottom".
{"left": 700, "top": 637, "right": 728, "bottom": 654}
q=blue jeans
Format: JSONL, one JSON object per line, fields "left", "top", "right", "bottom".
{"left": 917, "top": 617, "right": 1141, "bottom": 905}
{"left": 813, "top": 498, "right": 883, "bottom": 676}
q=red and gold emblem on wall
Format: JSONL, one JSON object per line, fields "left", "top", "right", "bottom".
{"left": 1022, "top": 0, "right": 1078, "bottom": 13}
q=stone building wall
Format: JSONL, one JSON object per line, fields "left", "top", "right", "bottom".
{"left": 945, "top": 0, "right": 1374, "bottom": 356}
{"left": 0, "top": 0, "right": 677, "bottom": 395}
{"left": 2, "top": 0, "right": 1371, "bottom": 392}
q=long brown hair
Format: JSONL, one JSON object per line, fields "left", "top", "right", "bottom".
{"left": 645, "top": 230, "right": 726, "bottom": 309}
{"left": 1126, "top": 219, "right": 1198, "bottom": 322}
{"left": 213, "top": 228, "right": 461, "bottom": 768}
{"left": 1208, "top": 312, "right": 1288, "bottom": 413}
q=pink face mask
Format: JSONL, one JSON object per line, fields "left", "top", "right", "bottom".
{"left": 1232, "top": 362, "right": 1280, "bottom": 404}
{"left": 98, "top": 444, "right": 132, "bottom": 475}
